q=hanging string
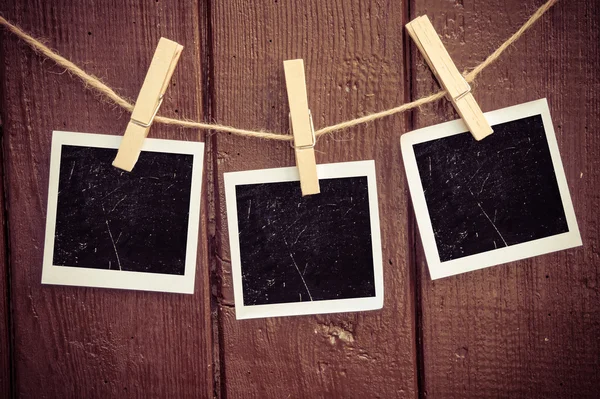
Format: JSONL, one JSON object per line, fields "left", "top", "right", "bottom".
{"left": 0, "top": 0, "right": 558, "bottom": 141}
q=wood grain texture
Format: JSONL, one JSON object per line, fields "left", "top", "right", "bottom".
{"left": 0, "top": 127, "right": 11, "bottom": 398}
{"left": 210, "top": 0, "right": 418, "bottom": 397}
{"left": 0, "top": 1, "right": 214, "bottom": 397}
{"left": 2, "top": 0, "right": 597, "bottom": 397}
{"left": 409, "top": 0, "right": 600, "bottom": 397}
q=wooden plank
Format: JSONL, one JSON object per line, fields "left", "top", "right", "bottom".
{"left": 0, "top": 125, "right": 11, "bottom": 398}
{"left": 0, "top": 1, "right": 214, "bottom": 397}
{"left": 210, "top": 1, "right": 417, "bottom": 397}
{"left": 409, "top": 0, "right": 600, "bottom": 396}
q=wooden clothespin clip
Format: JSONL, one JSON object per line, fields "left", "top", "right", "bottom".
{"left": 113, "top": 38, "right": 183, "bottom": 171}
{"left": 283, "top": 59, "right": 320, "bottom": 196}
{"left": 406, "top": 16, "right": 493, "bottom": 140}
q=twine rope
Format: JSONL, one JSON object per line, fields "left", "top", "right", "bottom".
{"left": 0, "top": 0, "right": 558, "bottom": 141}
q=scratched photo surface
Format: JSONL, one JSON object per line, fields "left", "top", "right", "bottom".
{"left": 235, "top": 177, "right": 375, "bottom": 306}
{"left": 52, "top": 145, "right": 193, "bottom": 275}
{"left": 413, "top": 115, "right": 569, "bottom": 262}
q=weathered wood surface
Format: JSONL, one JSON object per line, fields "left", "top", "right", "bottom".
{"left": 0, "top": 127, "right": 10, "bottom": 398}
{"left": 410, "top": 0, "right": 600, "bottom": 397}
{"left": 210, "top": 0, "right": 418, "bottom": 397}
{"left": 0, "top": 1, "right": 214, "bottom": 397}
{"left": 0, "top": 0, "right": 598, "bottom": 398}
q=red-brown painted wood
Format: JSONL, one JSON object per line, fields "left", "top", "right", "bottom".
{"left": 0, "top": 1, "right": 214, "bottom": 397}
{"left": 409, "top": 0, "right": 600, "bottom": 397}
{"left": 0, "top": 126, "right": 11, "bottom": 398}
{"left": 209, "top": 1, "right": 418, "bottom": 397}
{"left": 0, "top": 0, "right": 598, "bottom": 397}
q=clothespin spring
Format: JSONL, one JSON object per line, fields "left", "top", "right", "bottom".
{"left": 289, "top": 110, "right": 316, "bottom": 150}
{"left": 453, "top": 80, "right": 471, "bottom": 102}
{"left": 130, "top": 95, "right": 164, "bottom": 128}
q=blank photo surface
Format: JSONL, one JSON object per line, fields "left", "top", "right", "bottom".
{"left": 225, "top": 160, "right": 383, "bottom": 319}
{"left": 413, "top": 114, "right": 568, "bottom": 262}
{"left": 401, "top": 99, "right": 581, "bottom": 279}
{"left": 53, "top": 145, "right": 193, "bottom": 274}
{"left": 236, "top": 176, "right": 375, "bottom": 305}
{"left": 42, "top": 131, "right": 204, "bottom": 293}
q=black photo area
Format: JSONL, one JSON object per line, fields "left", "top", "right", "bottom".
{"left": 235, "top": 177, "right": 376, "bottom": 306}
{"left": 413, "top": 115, "right": 568, "bottom": 262}
{"left": 53, "top": 145, "right": 193, "bottom": 275}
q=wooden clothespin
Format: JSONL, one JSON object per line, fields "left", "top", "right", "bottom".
{"left": 113, "top": 38, "right": 183, "bottom": 171}
{"left": 406, "top": 16, "right": 493, "bottom": 141}
{"left": 283, "top": 59, "right": 320, "bottom": 196}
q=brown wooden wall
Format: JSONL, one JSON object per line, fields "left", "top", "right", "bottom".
{"left": 0, "top": 0, "right": 598, "bottom": 398}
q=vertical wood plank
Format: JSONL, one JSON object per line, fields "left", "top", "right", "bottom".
{"left": 210, "top": 1, "right": 418, "bottom": 397}
{"left": 409, "top": 0, "right": 600, "bottom": 397}
{"left": 0, "top": 1, "right": 214, "bottom": 397}
{"left": 0, "top": 126, "right": 11, "bottom": 399}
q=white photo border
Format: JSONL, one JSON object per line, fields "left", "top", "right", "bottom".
{"left": 224, "top": 160, "right": 383, "bottom": 319}
{"left": 401, "top": 98, "right": 582, "bottom": 280}
{"left": 42, "top": 131, "right": 204, "bottom": 294}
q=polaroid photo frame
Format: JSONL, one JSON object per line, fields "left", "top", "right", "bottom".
{"left": 42, "top": 131, "right": 204, "bottom": 294}
{"left": 401, "top": 98, "right": 581, "bottom": 279}
{"left": 224, "top": 160, "right": 383, "bottom": 319}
